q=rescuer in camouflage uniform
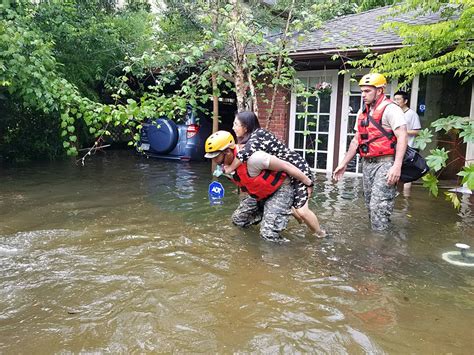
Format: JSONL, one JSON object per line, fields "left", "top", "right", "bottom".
{"left": 231, "top": 181, "right": 294, "bottom": 242}
{"left": 204, "top": 131, "right": 297, "bottom": 242}
{"left": 333, "top": 73, "right": 408, "bottom": 230}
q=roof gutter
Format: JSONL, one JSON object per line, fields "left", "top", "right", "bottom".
{"left": 288, "top": 44, "right": 406, "bottom": 58}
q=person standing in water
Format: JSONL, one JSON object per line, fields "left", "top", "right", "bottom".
{"left": 333, "top": 73, "right": 408, "bottom": 231}
{"left": 393, "top": 90, "right": 422, "bottom": 195}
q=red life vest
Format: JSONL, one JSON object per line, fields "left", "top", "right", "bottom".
{"left": 229, "top": 149, "right": 287, "bottom": 201}
{"left": 357, "top": 95, "right": 397, "bottom": 158}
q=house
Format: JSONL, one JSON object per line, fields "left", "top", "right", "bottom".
{"left": 254, "top": 6, "right": 473, "bottom": 178}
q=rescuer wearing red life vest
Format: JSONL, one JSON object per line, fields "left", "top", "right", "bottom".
{"left": 333, "top": 73, "right": 408, "bottom": 230}
{"left": 204, "top": 131, "right": 312, "bottom": 242}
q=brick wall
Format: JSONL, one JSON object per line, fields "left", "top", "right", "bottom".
{"left": 255, "top": 85, "right": 291, "bottom": 144}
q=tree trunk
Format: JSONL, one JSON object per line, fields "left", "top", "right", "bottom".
{"left": 265, "top": 0, "right": 295, "bottom": 129}
{"left": 211, "top": 72, "right": 219, "bottom": 172}
{"left": 230, "top": 0, "right": 247, "bottom": 112}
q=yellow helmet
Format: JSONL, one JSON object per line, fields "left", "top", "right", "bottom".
{"left": 204, "top": 131, "right": 235, "bottom": 158}
{"left": 359, "top": 73, "right": 387, "bottom": 88}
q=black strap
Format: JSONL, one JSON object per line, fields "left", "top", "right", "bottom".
{"left": 271, "top": 171, "right": 284, "bottom": 186}
{"left": 262, "top": 170, "right": 271, "bottom": 180}
{"left": 368, "top": 114, "right": 394, "bottom": 140}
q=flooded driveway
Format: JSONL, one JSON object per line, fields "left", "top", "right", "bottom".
{"left": 1, "top": 151, "right": 473, "bottom": 353}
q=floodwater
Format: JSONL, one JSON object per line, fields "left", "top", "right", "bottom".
{"left": 0, "top": 151, "right": 473, "bottom": 353}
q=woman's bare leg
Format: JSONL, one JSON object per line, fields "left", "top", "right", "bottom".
{"left": 291, "top": 207, "right": 304, "bottom": 224}
{"left": 295, "top": 202, "right": 326, "bottom": 238}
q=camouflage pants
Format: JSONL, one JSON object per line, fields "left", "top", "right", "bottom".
{"left": 231, "top": 181, "right": 294, "bottom": 242}
{"left": 362, "top": 159, "right": 397, "bottom": 231}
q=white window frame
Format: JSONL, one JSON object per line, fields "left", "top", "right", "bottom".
{"left": 289, "top": 70, "right": 339, "bottom": 173}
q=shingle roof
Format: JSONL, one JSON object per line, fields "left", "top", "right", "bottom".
{"left": 287, "top": 5, "right": 444, "bottom": 56}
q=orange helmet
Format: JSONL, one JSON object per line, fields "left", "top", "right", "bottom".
{"left": 359, "top": 73, "right": 387, "bottom": 88}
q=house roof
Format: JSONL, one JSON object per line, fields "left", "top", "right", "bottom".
{"left": 287, "top": 5, "right": 445, "bottom": 58}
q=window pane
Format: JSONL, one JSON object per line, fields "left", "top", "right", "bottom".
{"left": 318, "top": 134, "right": 328, "bottom": 151}
{"left": 316, "top": 153, "right": 327, "bottom": 169}
{"left": 319, "top": 93, "right": 330, "bottom": 113}
{"left": 305, "top": 133, "right": 317, "bottom": 151}
{"left": 307, "top": 115, "right": 318, "bottom": 132}
{"left": 307, "top": 95, "right": 319, "bottom": 113}
{"left": 308, "top": 76, "right": 323, "bottom": 88}
{"left": 350, "top": 77, "right": 363, "bottom": 93}
{"left": 349, "top": 95, "right": 362, "bottom": 114}
{"left": 346, "top": 136, "right": 354, "bottom": 151}
{"left": 348, "top": 115, "right": 357, "bottom": 133}
{"left": 305, "top": 151, "right": 315, "bottom": 169}
{"left": 319, "top": 115, "right": 330, "bottom": 132}
{"left": 295, "top": 114, "right": 305, "bottom": 131}
{"left": 296, "top": 96, "right": 307, "bottom": 112}
{"left": 294, "top": 133, "right": 304, "bottom": 149}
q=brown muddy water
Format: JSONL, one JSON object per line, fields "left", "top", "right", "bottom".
{"left": 0, "top": 151, "right": 473, "bottom": 353}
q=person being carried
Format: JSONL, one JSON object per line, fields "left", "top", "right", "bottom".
{"left": 333, "top": 73, "right": 408, "bottom": 231}
{"left": 223, "top": 111, "right": 326, "bottom": 238}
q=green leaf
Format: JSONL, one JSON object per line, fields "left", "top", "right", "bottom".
{"left": 431, "top": 115, "right": 462, "bottom": 133}
{"left": 444, "top": 192, "right": 461, "bottom": 210}
{"left": 458, "top": 122, "right": 474, "bottom": 143}
{"left": 413, "top": 128, "right": 432, "bottom": 151}
{"left": 457, "top": 163, "right": 474, "bottom": 190}
{"left": 67, "top": 147, "right": 78, "bottom": 156}
{"left": 425, "top": 148, "right": 449, "bottom": 172}
{"left": 422, "top": 173, "right": 439, "bottom": 197}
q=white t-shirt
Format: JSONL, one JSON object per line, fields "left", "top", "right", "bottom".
{"left": 403, "top": 108, "right": 421, "bottom": 147}
{"left": 354, "top": 102, "right": 407, "bottom": 132}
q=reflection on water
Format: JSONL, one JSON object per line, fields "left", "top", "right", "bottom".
{"left": 0, "top": 151, "right": 473, "bottom": 353}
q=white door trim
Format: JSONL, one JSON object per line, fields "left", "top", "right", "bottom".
{"left": 467, "top": 81, "right": 474, "bottom": 169}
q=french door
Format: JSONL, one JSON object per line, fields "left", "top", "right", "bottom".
{"left": 289, "top": 70, "right": 338, "bottom": 173}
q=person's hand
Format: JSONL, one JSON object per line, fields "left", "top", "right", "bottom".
{"left": 386, "top": 163, "right": 402, "bottom": 185}
{"left": 223, "top": 165, "right": 234, "bottom": 174}
{"left": 307, "top": 185, "right": 314, "bottom": 197}
{"left": 332, "top": 164, "right": 346, "bottom": 181}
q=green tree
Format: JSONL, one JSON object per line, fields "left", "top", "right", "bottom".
{"left": 0, "top": 0, "right": 397, "bottom": 162}
{"left": 0, "top": 1, "right": 155, "bottom": 160}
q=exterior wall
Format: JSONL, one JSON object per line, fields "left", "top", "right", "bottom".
{"left": 255, "top": 86, "right": 291, "bottom": 143}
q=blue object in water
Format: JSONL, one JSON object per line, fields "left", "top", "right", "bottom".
{"left": 208, "top": 181, "right": 225, "bottom": 205}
